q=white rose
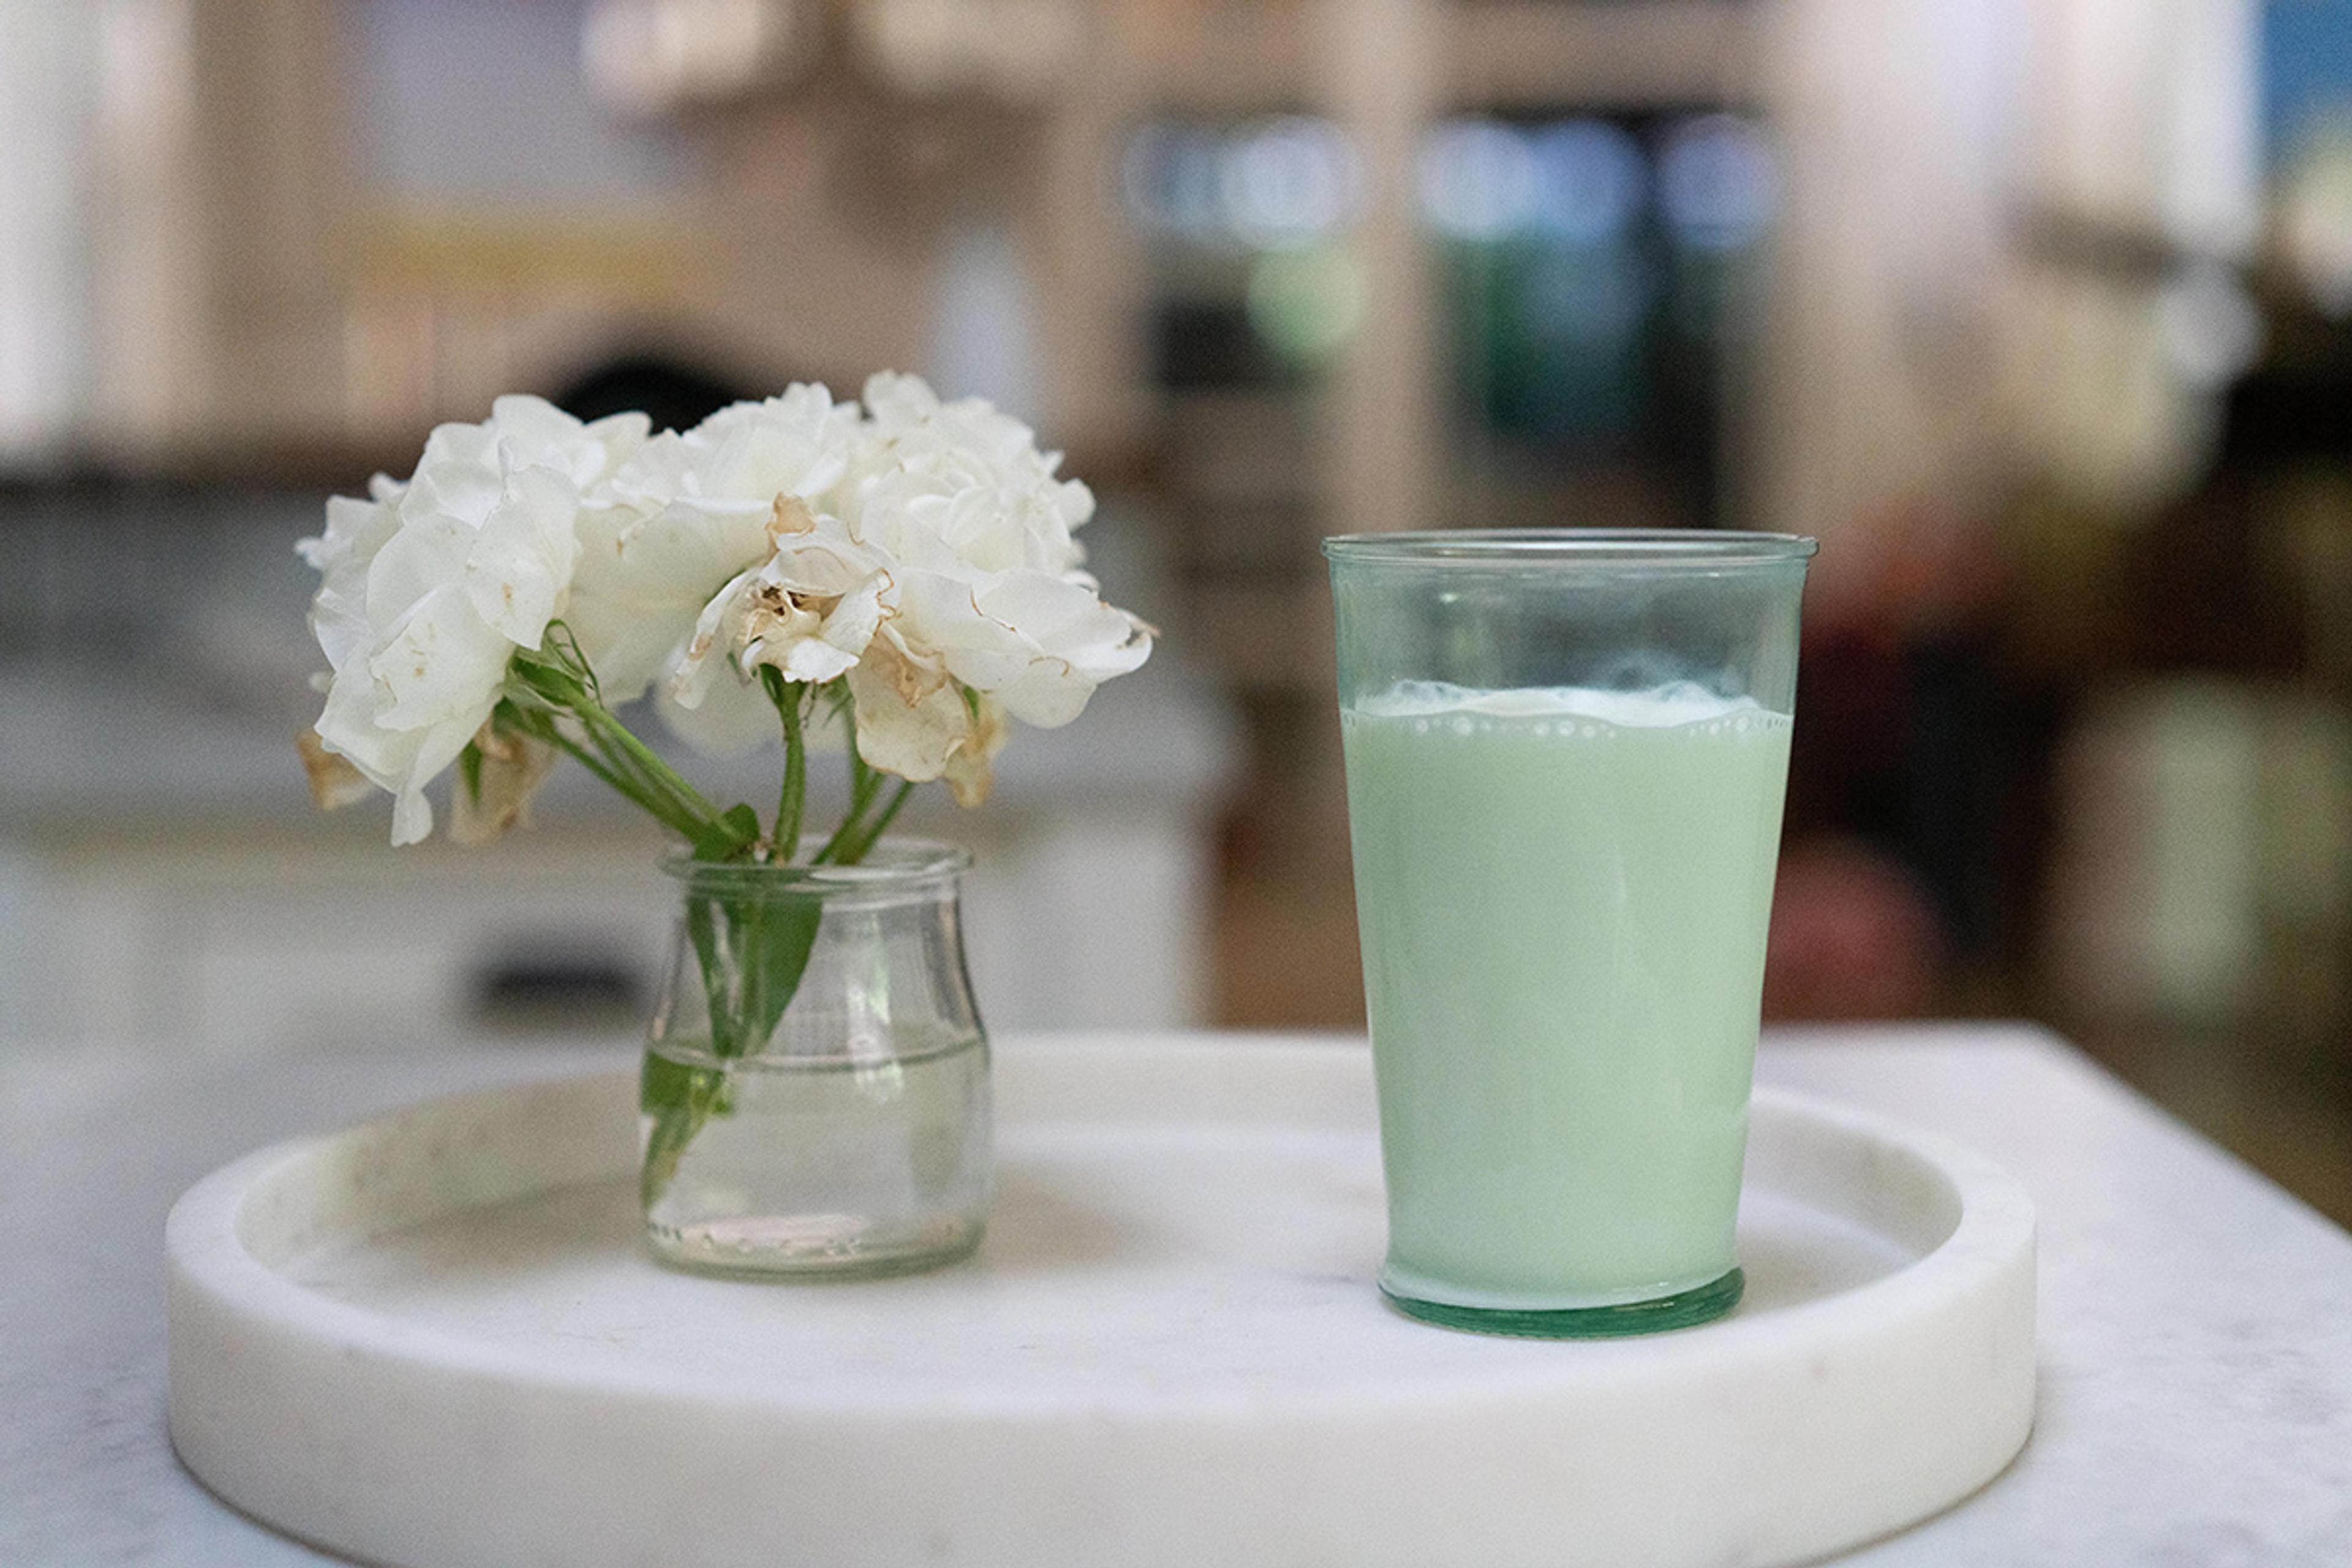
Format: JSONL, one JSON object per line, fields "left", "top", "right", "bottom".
{"left": 569, "top": 384, "right": 861, "bottom": 717}
{"left": 641, "top": 382, "right": 859, "bottom": 514}
{"left": 846, "top": 372, "right": 1093, "bottom": 576}
{"left": 300, "top": 397, "right": 633, "bottom": 844}
{"left": 671, "top": 497, "right": 894, "bottom": 702}
{"left": 818, "top": 374, "right": 1152, "bottom": 793}
{"left": 888, "top": 564, "right": 1152, "bottom": 727}
{"left": 476, "top": 394, "right": 650, "bottom": 492}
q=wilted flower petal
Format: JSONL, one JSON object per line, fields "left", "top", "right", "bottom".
{"left": 448, "top": 727, "right": 559, "bottom": 846}
{"left": 669, "top": 500, "right": 896, "bottom": 720}
{"left": 940, "top": 693, "right": 1009, "bottom": 808}
{"left": 844, "top": 636, "right": 970, "bottom": 782}
{"left": 297, "top": 728, "right": 376, "bottom": 810}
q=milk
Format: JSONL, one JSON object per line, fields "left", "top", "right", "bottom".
{"left": 1341, "top": 682, "right": 1792, "bottom": 1310}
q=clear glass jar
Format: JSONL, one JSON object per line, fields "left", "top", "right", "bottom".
{"left": 637, "top": 842, "right": 992, "bottom": 1278}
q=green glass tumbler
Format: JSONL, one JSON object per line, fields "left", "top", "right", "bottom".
{"left": 1325, "top": 530, "right": 1815, "bottom": 1337}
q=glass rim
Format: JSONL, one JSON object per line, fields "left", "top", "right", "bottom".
{"left": 662, "top": 838, "right": 971, "bottom": 892}
{"left": 1322, "top": 529, "right": 1818, "bottom": 567}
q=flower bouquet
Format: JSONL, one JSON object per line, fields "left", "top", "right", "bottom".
{"left": 298, "top": 374, "right": 1152, "bottom": 1274}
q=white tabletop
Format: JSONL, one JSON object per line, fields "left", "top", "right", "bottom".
{"left": 6, "top": 1024, "right": 2350, "bottom": 1566}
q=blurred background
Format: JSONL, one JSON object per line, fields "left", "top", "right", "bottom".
{"left": 2, "top": 0, "right": 2349, "bottom": 1223}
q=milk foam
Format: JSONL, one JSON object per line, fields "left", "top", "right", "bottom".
{"left": 1350, "top": 680, "right": 1779, "bottom": 730}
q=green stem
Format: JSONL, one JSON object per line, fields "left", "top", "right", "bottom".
{"left": 760, "top": 668, "right": 807, "bottom": 862}
{"left": 501, "top": 704, "right": 706, "bottom": 841}
{"left": 505, "top": 653, "right": 730, "bottom": 844}
{"left": 838, "top": 778, "right": 915, "bottom": 866}
{"left": 814, "top": 746, "right": 883, "bottom": 865}
{"left": 813, "top": 777, "right": 880, "bottom": 865}
{"left": 577, "top": 700, "right": 727, "bottom": 831}
{"left": 547, "top": 731, "right": 668, "bottom": 822}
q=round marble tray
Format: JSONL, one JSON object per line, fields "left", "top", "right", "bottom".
{"left": 167, "top": 1037, "right": 2036, "bottom": 1568}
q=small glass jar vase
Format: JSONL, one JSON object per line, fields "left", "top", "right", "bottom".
{"left": 637, "top": 842, "right": 992, "bottom": 1278}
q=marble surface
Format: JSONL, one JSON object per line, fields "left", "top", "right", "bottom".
{"left": 6, "top": 1025, "right": 2352, "bottom": 1564}
{"left": 162, "top": 1046, "right": 2034, "bottom": 1568}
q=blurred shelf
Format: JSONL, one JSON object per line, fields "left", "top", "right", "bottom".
{"left": 1445, "top": 0, "right": 1760, "bottom": 113}
{"left": 1129, "top": 0, "right": 1759, "bottom": 116}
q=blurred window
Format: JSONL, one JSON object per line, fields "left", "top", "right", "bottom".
{"left": 1421, "top": 110, "right": 1776, "bottom": 528}
{"left": 1125, "top": 116, "right": 1360, "bottom": 253}
{"left": 1124, "top": 115, "right": 1364, "bottom": 390}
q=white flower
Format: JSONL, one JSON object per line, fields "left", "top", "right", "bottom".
{"left": 846, "top": 371, "right": 1094, "bottom": 577}
{"left": 831, "top": 375, "right": 1150, "bottom": 772}
{"left": 301, "top": 374, "right": 1153, "bottom": 848}
{"left": 671, "top": 374, "right": 1153, "bottom": 796}
{"left": 300, "top": 397, "right": 639, "bottom": 844}
{"left": 673, "top": 498, "right": 894, "bottom": 701}
{"left": 567, "top": 385, "right": 860, "bottom": 708}
{"left": 886, "top": 564, "right": 1151, "bottom": 726}
{"left": 634, "top": 383, "right": 859, "bottom": 516}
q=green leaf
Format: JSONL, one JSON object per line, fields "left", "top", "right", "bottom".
{"left": 640, "top": 886, "right": 824, "bottom": 1210}
{"left": 639, "top": 1052, "right": 728, "bottom": 1209}
{"left": 542, "top": 619, "right": 603, "bottom": 703}
{"left": 639, "top": 1047, "right": 702, "bottom": 1114}
{"left": 742, "top": 895, "right": 822, "bottom": 1047}
{"left": 508, "top": 649, "right": 589, "bottom": 709}
{"left": 691, "top": 803, "right": 762, "bottom": 862}
{"left": 685, "top": 897, "right": 734, "bottom": 1058}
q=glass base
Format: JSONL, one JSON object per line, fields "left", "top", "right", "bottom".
{"left": 1382, "top": 1267, "right": 1744, "bottom": 1339}
{"left": 644, "top": 1215, "right": 985, "bottom": 1281}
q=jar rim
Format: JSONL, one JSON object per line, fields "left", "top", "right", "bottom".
{"left": 1322, "top": 529, "right": 1817, "bottom": 567}
{"left": 661, "top": 838, "right": 971, "bottom": 892}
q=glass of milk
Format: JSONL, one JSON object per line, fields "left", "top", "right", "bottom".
{"left": 1325, "top": 530, "right": 1815, "bottom": 1337}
